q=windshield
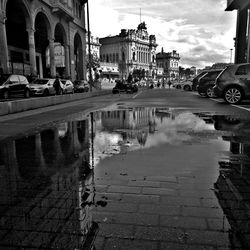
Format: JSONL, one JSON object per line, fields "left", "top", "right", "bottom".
{"left": 31, "top": 79, "right": 49, "bottom": 85}
{"left": 0, "top": 75, "right": 10, "bottom": 86}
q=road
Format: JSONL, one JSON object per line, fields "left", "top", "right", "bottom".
{"left": 1, "top": 88, "right": 250, "bottom": 249}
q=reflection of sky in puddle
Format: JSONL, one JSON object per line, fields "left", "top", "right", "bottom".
{"left": 93, "top": 109, "right": 225, "bottom": 166}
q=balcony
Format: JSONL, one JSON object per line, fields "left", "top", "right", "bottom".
{"left": 51, "top": 0, "right": 74, "bottom": 20}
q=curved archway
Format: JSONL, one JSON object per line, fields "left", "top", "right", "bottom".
{"left": 74, "top": 32, "right": 83, "bottom": 80}
{"left": 34, "top": 11, "right": 52, "bottom": 78}
{"left": 54, "top": 23, "right": 69, "bottom": 78}
{"left": 5, "top": 0, "right": 31, "bottom": 74}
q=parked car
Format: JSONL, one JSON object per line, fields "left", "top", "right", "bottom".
{"left": 192, "top": 71, "right": 209, "bottom": 91}
{"left": 74, "top": 80, "right": 89, "bottom": 93}
{"left": 173, "top": 80, "right": 193, "bottom": 91}
{"left": 0, "top": 74, "right": 30, "bottom": 99}
{"left": 197, "top": 69, "right": 223, "bottom": 97}
{"left": 213, "top": 63, "right": 250, "bottom": 104}
{"left": 61, "top": 79, "right": 74, "bottom": 94}
{"left": 29, "top": 78, "right": 63, "bottom": 96}
{"left": 112, "top": 80, "right": 138, "bottom": 94}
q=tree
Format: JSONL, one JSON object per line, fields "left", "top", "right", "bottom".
{"left": 86, "top": 53, "right": 100, "bottom": 70}
{"left": 184, "top": 68, "right": 192, "bottom": 79}
{"left": 179, "top": 66, "right": 185, "bottom": 79}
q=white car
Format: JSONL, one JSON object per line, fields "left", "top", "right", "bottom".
{"left": 61, "top": 79, "right": 74, "bottom": 94}
{"left": 29, "top": 78, "right": 63, "bottom": 96}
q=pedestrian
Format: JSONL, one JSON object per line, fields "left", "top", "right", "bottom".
{"left": 54, "top": 75, "right": 62, "bottom": 95}
{"left": 168, "top": 80, "right": 172, "bottom": 89}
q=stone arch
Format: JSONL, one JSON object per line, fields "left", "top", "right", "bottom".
{"left": 33, "top": 8, "right": 52, "bottom": 38}
{"left": 5, "top": 0, "right": 32, "bottom": 74}
{"left": 34, "top": 10, "right": 53, "bottom": 78}
{"left": 74, "top": 31, "right": 84, "bottom": 80}
{"left": 54, "top": 22, "right": 69, "bottom": 78}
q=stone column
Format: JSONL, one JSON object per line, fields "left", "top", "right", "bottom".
{"left": 49, "top": 38, "right": 56, "bottom": 77}
{"left": 0, "top": 11, "right": 9, "bottom": 73}
{"left": 235, "top": 8, "right": 248, "bottom": 63}
{"left": 64, "top": 44, "right": 70, "bottom": 78}
{"left": 27, "top": 28, "right": 37, "bottom": 76}
{"left": 247, "top": 10, "right": 250, "bottom": 62}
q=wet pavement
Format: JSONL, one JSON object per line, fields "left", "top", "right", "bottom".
{"left": 0, "top": 106, "right": 250, "bottom": 249}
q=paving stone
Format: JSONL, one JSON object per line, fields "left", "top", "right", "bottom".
{"left": 160, "top": 242, "right": 216, "bottom": 249}
{"left": 134, "top": 225, "right": 184, "bottom": 242}
{"left": 185, "top": 229, "right": 230, "bottom": 246}
{"left": 179, "top": 189, "right": 216, "bottom": 199}
{"left": 95, "top": 192, "right": 123, "bottom": 201}
{"left": 104, "top": 238, "right": 158, "bottom": 250}
{"left": 96, "top": 185, "right": 109, "bottom": 193}
{"left": 121, "top": 194, "right": 160, "bottom": 203}
{"left": 128, "top": 180, "right": 161, "bottom": 188}
{"left": 139, "top": 204, "right": 181, "bottom": 216}
{"left": 207, "top": 218, "right": 231, "bottom": 232}
{"left": 161, "top": 196, "right": 202, "bottom": 207}
{"left": 146, "top": 176, "right": 177, "bottom": 183}
{"left": 107, "top": 185, "right": 142, "bottom": 194}
{"left": 182, "top": 206, "right": 224, "bottom": 218}
{"left": 200, "top": 198, "right": 221, "bottom": 208}
{"left": 93, "top": 211, "right": 159, "bottom": 226}
{"left": 94, "top": 201, "right": 138, "bottom": 213}
{"left": 142, "top": 187, "right": 178, "bottom": 196}
{"left": 160, "top": 215, "right": 207, "bottom": 230}
{"left": 98, "top": 223, "right": 134, "bottom": 238}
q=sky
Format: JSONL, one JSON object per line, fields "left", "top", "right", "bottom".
{"left": 89, "top": 0, "right": 237, "bottom": 69}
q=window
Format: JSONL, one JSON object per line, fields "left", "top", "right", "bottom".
{"left": 235, "top": 64, "right": 250, "bottom": 75}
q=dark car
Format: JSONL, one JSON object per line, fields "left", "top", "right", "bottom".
{"left": 112, "top": 80, "right": 138, "bottom": 94}
{"left": 192, "top": 71, "right": 208, "bottom": 91}
{"left": 0, "top": 74, "right": 30, "bottom": 99}
{"left": 213, "top": 63, "right": 250, "bottom": 104}
{"left": 74, "top": 80, "right": 89, "bottom": 93}
{"left": 197, "top": 70, "right": 223, "bottom": 97}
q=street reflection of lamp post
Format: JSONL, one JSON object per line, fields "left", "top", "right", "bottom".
{"left": 83, "top": 0, "right": 93, "bottom": 92}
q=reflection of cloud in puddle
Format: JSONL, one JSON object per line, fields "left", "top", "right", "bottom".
{"left": 135, "top": 112, "right": 215, "bottom": 149}
{"left": 94, "top": 132, "right": 123, "bottom": 165}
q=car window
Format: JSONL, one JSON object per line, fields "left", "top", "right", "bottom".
{"left": 18, "top": 75, "right": 28, "bottom": 84}
{"left": 9, "top": 75, "right": 19, "bottom": 83}
{"left": 33, "top": 79, "right": 49, "bottom": 85}
{"left": 235, "top": 65, "right": 250, "bottom": 75}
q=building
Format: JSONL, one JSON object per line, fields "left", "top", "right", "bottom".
{"left": 99, "top": 22, "right": 157, "bottom": 80}
{"left": 85, "top": 33, "right": 101, "bottom": 80}
{"left": 0, "top": 0, "right": 88, "bottom": 81}
{"left": 156, "top": 48, "right": 180, "bottom": 80}
{"left": 226, "top": 0, "right": 250, "bottom": 63}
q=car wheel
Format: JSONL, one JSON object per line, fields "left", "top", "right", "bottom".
{"left": 24, "top": 89, "right": 30, "bottom": 98}
{"left": 183, "top": 85, "right": 191, "bottom": 91}
{"left": 176, "top": 84, "right": 181, "bottom": 89}
{"left": 224, "top": 87, "right": 243, "bottom": 104}
{"left": 3, "top": 90, "right": 9, "bottom": 99}
{"left": 43, "top": 89, "right": 49, "bottom": 96}
{"left": 206, "top": 86, "right": 215, "bottom": 98}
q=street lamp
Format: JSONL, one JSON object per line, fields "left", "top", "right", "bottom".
{"left": 230, "top": 48, "right": 233, "bottom": 63}
{"left": 82, "top": 0, "right": 93, "bottom": 92}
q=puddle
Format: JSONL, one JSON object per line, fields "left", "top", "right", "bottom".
{"left": 0, "top": 107, "right": 250, "bottom": 249}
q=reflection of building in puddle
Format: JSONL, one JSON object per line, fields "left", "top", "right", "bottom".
{"left": 0, "top": 119, "right": 98, "bottom": 249}
{"left": 214, "top": 116, "right": 250, "bottom": 249}
{"left": 101, "top": 107, "right": 156, "bottom": 144}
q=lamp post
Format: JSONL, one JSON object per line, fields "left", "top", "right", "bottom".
{"left": 83, "top": 0, "right": 93, "bottom": 92}
{"left": 230, "top": 48, "right": 233, "bottom": 63}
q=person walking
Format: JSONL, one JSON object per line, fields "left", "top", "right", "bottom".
{"left": 54, "top": 75, "right": 62, "bottom": 95}
{"left": 168, "top": 80, "right": 172, "bottom": 89}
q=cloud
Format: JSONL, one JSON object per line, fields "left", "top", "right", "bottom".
{"left": 89, "top": 0, "right": 237, "bottom": 68}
